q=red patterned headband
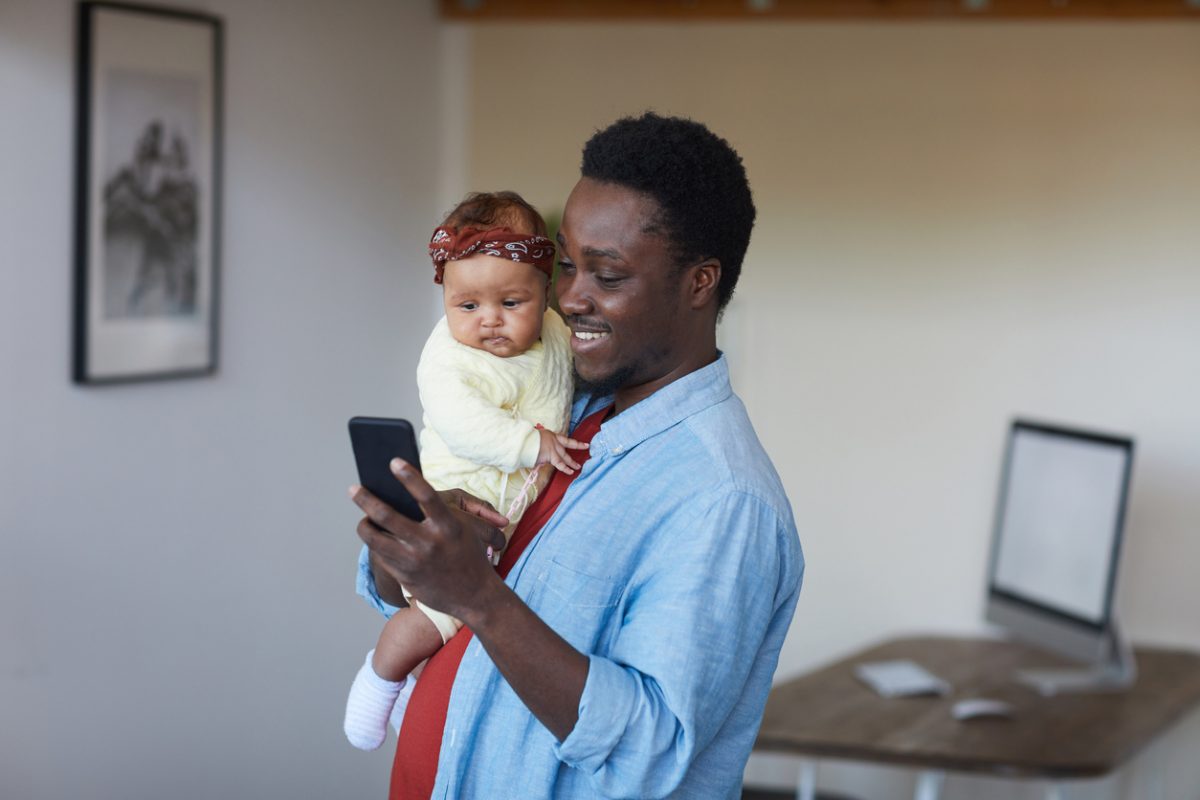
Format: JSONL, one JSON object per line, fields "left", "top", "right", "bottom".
{"left": 429, "top": 226, "right": 556, "bottom": 284}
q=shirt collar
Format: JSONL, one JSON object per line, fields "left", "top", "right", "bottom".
{"left": 582, "top": 353, "right": 732, "bottom": 458}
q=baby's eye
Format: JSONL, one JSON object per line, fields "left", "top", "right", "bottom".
{"left": 502, "top": 299, "right": 523, "bottom": 309}
{"left": 459, "top": 302, "right": 477, "bottom": 311}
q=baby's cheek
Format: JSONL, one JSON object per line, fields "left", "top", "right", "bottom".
{"left": 524, "top": 312, "right": 544, "bottom": 347}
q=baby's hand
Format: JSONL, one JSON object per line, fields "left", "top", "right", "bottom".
{"left": 536, "top": 427, "right": 589, "bottom": 475}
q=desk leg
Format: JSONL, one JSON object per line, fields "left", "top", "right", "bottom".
{"left": 914, "top": 770, "right": 944, "bottom": 800}
{"left": 796, "top": 759, "right": 816, "bottom": 800}
{"left": 1143, "top": 743, "right": 1166, "bottom": 800}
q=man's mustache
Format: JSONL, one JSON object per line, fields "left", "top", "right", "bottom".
{"left": 564, "top": 315, "right": 610, "bottom": 333}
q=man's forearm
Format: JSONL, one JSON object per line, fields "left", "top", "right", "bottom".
{"left": 463, "top": 577, "right": 589, "bottom": 741}
{"left": 370, "top": 551, "right": 409, "bottom": 608}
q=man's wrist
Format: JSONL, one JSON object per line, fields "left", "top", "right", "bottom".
{"left": 460, "top": 570, "right": 513, "bottom": 633}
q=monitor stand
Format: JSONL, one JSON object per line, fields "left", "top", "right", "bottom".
{"left": 1016, "top": 620, "right": 1137, "bottom": 696}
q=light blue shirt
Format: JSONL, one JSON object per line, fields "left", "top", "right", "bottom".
{"left": 357, "top": 354, "right": 804, "bottom": 799}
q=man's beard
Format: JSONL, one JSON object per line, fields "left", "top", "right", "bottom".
{"left": 573, "top": 362, "right": 637, "bottom": 399}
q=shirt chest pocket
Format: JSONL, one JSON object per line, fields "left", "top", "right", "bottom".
{"left": 539, "top": 555, "right": 624, "bottom": 607}
{"left": 534, "top": 556, "right": 625, "bottom": 651}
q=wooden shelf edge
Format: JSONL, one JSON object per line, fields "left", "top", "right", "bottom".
{"left": 440, "top": 0, "right": 1200, "bottom": 22}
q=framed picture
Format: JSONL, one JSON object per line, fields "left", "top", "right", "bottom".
{"left": 74, "top": 2, "right": 222, "bottom": 384}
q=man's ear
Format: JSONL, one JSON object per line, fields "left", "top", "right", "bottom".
{"left": 688, "top": 258, "right": 721, "bottom": 311}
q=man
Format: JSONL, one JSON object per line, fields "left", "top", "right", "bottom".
{"left": 352, "top": 112, "right": 804, "bottom": 799}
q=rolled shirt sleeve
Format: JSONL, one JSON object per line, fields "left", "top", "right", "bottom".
{"left": 356, "top": 544, "right": 402, "bottom": 619}
{"left": 553, "top": 490, "right": 801, "bottom": 799}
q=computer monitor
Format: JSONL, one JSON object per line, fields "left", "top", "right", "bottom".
{"left": 984, "top": 419, "right": 1137, "bottom": 695}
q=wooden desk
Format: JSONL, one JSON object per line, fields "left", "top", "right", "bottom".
{"left": 755, "top": 636, "right": 1200, "bottom": 799}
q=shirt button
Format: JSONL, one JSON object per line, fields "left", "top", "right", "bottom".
{"left": 612, "top": 445, "right": 623, "bottom": 454}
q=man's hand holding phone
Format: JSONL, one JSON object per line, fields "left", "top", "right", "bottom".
{"left": 350, "top": 458, "right": 508, "bottom": 622}
{"left": 348, "top": 416, "right": 509, "bottom": 613}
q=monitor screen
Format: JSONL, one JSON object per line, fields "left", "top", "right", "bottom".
{"left": 989, "top": 422, "right": 1133, "bottom": 628}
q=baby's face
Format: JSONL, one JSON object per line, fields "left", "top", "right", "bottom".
{"left": 442, "top": 254, "right": 547, "bottom": 358}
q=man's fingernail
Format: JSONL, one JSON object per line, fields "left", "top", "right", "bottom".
{"left": 390, "top": 458, "right": 405, "bottom": 472}
{"left": 347, "top": 486, "right": 358, "bottom": 498}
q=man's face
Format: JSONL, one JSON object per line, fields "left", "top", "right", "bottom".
{"left": 556, "top": 178, "right": 693, "bottom": 402}
{"left": 442, "top": 255, "right": 547, "bottom": 358}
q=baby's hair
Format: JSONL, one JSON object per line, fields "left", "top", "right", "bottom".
{"left": 441, "top": 191, "right": 548, "bottom": 238}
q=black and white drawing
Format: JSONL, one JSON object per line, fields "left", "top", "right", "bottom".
{"left": 103, "top": 74, "right": 200, "bottom": 319}
{"left": 74, "top": 2, "right": 222, "bottom": 383}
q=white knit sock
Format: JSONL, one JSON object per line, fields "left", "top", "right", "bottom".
{"left": 344, "top": 649, "right": 406, "bottom": 751}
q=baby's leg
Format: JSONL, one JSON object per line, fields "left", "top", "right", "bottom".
{"left": 372, "top": 607, "right": 445, "bottom": 680}
{"left": 344, "top": 609, "right": 444, "bottom": 750}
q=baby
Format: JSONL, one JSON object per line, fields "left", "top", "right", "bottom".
{"left": 344, "top": 191, "right": 584, "bottom": 750}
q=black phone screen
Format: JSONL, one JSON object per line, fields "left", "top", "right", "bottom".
{"left": 348, "top": 416, "right": 424, "bottom": 521}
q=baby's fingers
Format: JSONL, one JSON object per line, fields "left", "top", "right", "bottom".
{"left": 546, "top": 444, "right": 578, "bottom": 474}
{"left": 556, "top": 434, "right": 590, "bottom": 451}
{"left": 556, "top": 447, "right": 582, "bottom": 473}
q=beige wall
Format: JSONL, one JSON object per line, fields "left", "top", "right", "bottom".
{"left": 459, "top": 21, "right": 1200, "bottom": 799}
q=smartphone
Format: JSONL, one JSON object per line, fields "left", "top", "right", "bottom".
{"left": 348, "top": 416, "right": 424, "bottom": 521}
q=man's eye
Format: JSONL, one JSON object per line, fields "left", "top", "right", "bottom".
{"left": 557, "top": 261, "right": 576, "bottom": 275}
{"left": 597, "top": 274, "right": 624, "bottom": 288}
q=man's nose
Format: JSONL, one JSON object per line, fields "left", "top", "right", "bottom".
{"left": 557, "top": 275, "right": 590, "bottom": 315}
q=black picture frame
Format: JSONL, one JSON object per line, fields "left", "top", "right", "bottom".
{"left": 74, "top": 1, "right": 223, "bottom": 384}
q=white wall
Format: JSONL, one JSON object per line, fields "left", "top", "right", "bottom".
{"left": 0, "top": 1, "right": 444, "bottom": 796}
{"left": 461, "top": 21, "right": 1200, "bottom": 800}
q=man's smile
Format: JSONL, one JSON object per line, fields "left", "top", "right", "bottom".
{"left": 569, "top": 330, "right": 610, "bottom": 357}
{"left": 568, "top": 320, "right": 612, "bottom": 355}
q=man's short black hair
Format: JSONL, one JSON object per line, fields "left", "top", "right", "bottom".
{"left": 580, "top": 112, "right": 756, "bottom": 311}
